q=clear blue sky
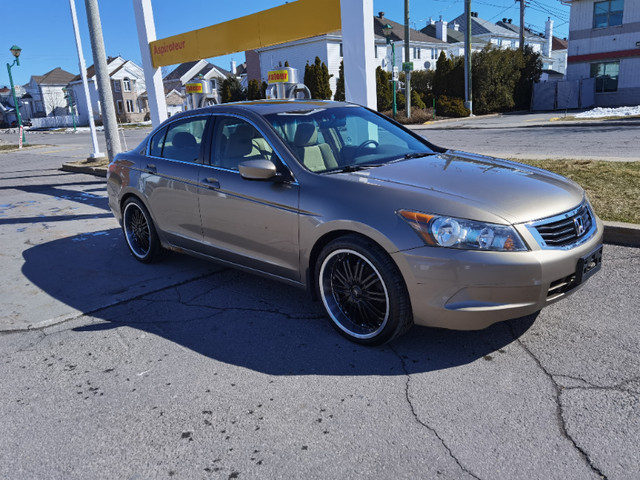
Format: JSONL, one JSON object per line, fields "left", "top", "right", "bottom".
{"left": 2, "top": 0, "right": 570, "bottom": 87}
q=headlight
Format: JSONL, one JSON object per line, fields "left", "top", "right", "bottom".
{"left": 398, "top": 210, "right": 528, "bottom": 251}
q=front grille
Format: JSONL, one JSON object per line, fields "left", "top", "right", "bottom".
{"left": 533, "top": 203, "right": 593, "bottom": 248}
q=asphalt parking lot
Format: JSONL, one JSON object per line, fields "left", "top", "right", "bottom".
{"left": 0, "top": 130, "right": 639, "bottom": 479}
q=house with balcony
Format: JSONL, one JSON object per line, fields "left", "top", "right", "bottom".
{"left": 565, "top": 0, "right": 640, "bottom": 106}
{"left": 67, "top": 56, "right": 148, "bottom": 125}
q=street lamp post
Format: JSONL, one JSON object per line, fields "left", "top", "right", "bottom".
{"left": 6, "top": 45, "right": 26, "bottom": 145}
{"left": 63, "top": 87, "right": 77, "bottom": 132}
{"left": 382, "top": 24, "right": 397, "bottom": 118}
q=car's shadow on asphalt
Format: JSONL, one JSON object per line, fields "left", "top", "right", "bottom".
{"left": 22, "top": 230, "right": 537, "bottom": 376}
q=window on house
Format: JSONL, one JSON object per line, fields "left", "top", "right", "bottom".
{"left": 339, "top": 43, "right": 343, "bottom": 57}
{"left": 123, "top": 78, "right": 131, "bottom": 92}
{"left": 126, "top": 99, "right": 135, "bottom": 112}
{"left": 117, "top": 100, "right": 123, "bottom": 113}
{"left": 590, "top": 61, "right": 619, "bottom": 92}
{"left": 375, "top": 45, "right": 378, "bottom": 59}
{"left": 113, "top": 80, "right": 120, "bottom": 93}
{"left": 431, "top": 49, "right": 438, "bottom": 60}
{"left": 593, "top": 0, "right": 624, "bottom": 28}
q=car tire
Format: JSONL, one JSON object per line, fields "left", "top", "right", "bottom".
{"left": 122, "top": 197, "right": 163, "bottom": 263}
{"left": 316, "top": 235, "right": 413, "bottom": 345}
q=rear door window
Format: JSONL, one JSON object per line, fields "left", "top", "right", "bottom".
{"left": 149, "top": 116, "right": 208, "bottom": 163}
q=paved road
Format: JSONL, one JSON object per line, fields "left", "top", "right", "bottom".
{"left": 0, "top": 128, "right": 639, "bottom": 479}
{"left": 412, "top": 114, "right": 640, "bottom": 162}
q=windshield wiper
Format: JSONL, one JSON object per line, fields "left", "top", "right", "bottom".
{"left": 334, "top": 164, "right": 382, "bottom": 173}
{"left": 403, "top": 152, "right": 435, "bottom": 159}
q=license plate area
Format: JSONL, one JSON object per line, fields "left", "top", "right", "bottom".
{"left": 575, "top": 245, "right": 603, "bottom": 285}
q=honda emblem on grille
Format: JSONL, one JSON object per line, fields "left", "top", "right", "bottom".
{"left": 574, "top": 216, "right": 585, "bottom": 236}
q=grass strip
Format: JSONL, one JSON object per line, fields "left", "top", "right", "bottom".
{"left": 515, "top": 159, "right": 640, "bottom": 224}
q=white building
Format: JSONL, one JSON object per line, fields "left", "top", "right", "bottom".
{"left": 23, "top": 68, "right": 76, "bottom": 118}
{"left": 68, "top": 56, "right": 148, "bottom": 125}
{"left": 450, "top": 12, "right": 546, "bottom": 53}
{"left": 565, "top": 0, "right": 640, "bottom": 106}
{"left": 248, "top": 12, "right": 446, "bottom": 97}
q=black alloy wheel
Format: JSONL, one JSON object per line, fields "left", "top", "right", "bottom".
{"left": 122, "top": 197, "right": 163, "bottom": 263}
{"left": 317, "top": 235, "right": 413, "bottom": 345}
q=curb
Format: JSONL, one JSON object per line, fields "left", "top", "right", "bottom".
{"left": 602, "top": 221, "right": 640, "bottom": 247}
{"left": 61, "top": 162, "right": 107, "bottom": 178}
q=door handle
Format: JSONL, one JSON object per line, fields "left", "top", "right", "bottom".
{"left": 146, "top": 163, "right": 157, "bottom": 173}
{"left": 203, "top": 177, "right": 220, "bottom": 189}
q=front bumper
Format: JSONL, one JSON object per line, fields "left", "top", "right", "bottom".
{"left": 392, "top": 217, "right": 604, "bottom": 330}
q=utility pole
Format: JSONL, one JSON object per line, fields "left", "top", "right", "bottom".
{"left": 464, "top": 0, "right": 473, "bottom": 115}
{"left": 69, "top": 0, "right": 104, "bottom": 159}
{"left": 84, "top": 0, "right": 121, "bottom": 161}
{"left": 519, "top": 0, "right": 525, "bottom": 51}
{"left": 404, "top": 0, "right": 411, "bottom": 119}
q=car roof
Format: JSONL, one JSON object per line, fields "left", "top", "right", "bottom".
{"left": 173, "top": 99, "right": 359, "bottom": 118}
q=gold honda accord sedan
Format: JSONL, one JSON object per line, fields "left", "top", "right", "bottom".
{"left": 107, "top": 100, "right": 603, "bottom": 345}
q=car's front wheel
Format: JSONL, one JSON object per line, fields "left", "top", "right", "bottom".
{"left": 316, "top": 235, "right": 413, "bottom": 345}
{"left": 122, "top": 197, "right": 163, "bottom": 263}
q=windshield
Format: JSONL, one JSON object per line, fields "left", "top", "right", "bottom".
{"left": 264, "top": 106, "right": 436, "bottom": 173}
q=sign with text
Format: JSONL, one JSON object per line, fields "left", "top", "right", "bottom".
{"left": 150, "top": 0, "right": 341, "bottom": 68}
{"left": 268, "top": 70, "right": 290, "bottom": 84}
{"left": 185, "top": 83, "right": 203, "bottom": 94}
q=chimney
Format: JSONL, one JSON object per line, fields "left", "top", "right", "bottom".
{"left": 502, "top": 18, "right": 507, "bottom": 23}
{"left": 545, "top": 17, "right": 553, "bottom": 58}
{"left": 508, "top": 18, "right": 512, "bottom": 24}
{"left": 230, "top": 60, "right": 237, "bottom": 75}
{"left": 435, "top": 16, "right": 448, "bottom": 42}
{"left": 453, "top": 22, "right": 459, "bottom": 32}
{"left": 429, "top": 17, "right": 435, "bottom": 25}
{"left": 378, "top": 11, "right": 384, "bottom": 19}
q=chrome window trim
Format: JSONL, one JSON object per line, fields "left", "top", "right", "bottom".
{"left": 523, "top": 201, "right": 598, "bottom": 250}
{"left": 142, "top": 111, "right": 299, "bottom": 185}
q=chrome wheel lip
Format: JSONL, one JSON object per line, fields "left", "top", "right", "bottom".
{"left": 319, "top": 248, "right": 390, "bottom": 340}
{"left": 123, "top": 202, "right": 151, "bottom": 259}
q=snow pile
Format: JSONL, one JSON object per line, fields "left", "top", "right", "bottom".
{"left": 63, "top": 126, "right": 105, "bottom": 133}
{"left": 575, "top": 105, "right": 640, "bottom": 118}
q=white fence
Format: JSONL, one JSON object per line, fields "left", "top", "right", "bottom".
{"left": 30, "top": 116, "right": 77, "bottom": 129}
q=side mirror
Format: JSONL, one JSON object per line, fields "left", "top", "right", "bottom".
{"left": 239, "top": 159, "right": 278, "bottom": 180}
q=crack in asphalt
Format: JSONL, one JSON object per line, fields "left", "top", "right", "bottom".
{"left": 389, "top": 345, "right": 483, "bottom": 480}
{"left": 0, "top": 269, "right": 229, "bottom": 335}
{"left": 555, "top": 374, "right": 640, "bottom": 395}
{"left": 508, "top": 327, "right": 609, "bottom": 480}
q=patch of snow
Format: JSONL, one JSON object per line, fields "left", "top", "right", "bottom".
{"left": 575, "top": 105, "right": 640, "bottom": 118}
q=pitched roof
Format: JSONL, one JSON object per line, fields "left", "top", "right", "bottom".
{"left": 164, "top": 61, "right": 201, "bottom": 81}
{"left": 373, "top": 14, "right": 445, "bottom": 44}
{"left": 451, "top": 13, "right": 516, "bottom": 36}
{"left": 35, "top": 67, "right": 76, "bottom": 85}
{"left": 69, "top": 56, "right": 122, "bottom": 82}
{"left": 496, "top": 20, "right": 546, "bottom": 41}
{"left": 552, "top": 36, "right": 568, "bottom": 50}
{"left": 421, "top": 23, "right": 485, "bottom": 44}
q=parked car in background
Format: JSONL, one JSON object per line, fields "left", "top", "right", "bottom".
{"left": 107, "top": 100, "right": 603, "bottom": 345}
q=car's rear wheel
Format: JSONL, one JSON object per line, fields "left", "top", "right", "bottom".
{"left": 316, "top": 235, "right": 413, "bottom": 345}
{"left": 122, "top": 197, "right": 163, "bottom": 263}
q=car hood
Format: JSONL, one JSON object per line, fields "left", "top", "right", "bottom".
{"left": 345, "top": 151, "right": 585, "bottom": 224}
